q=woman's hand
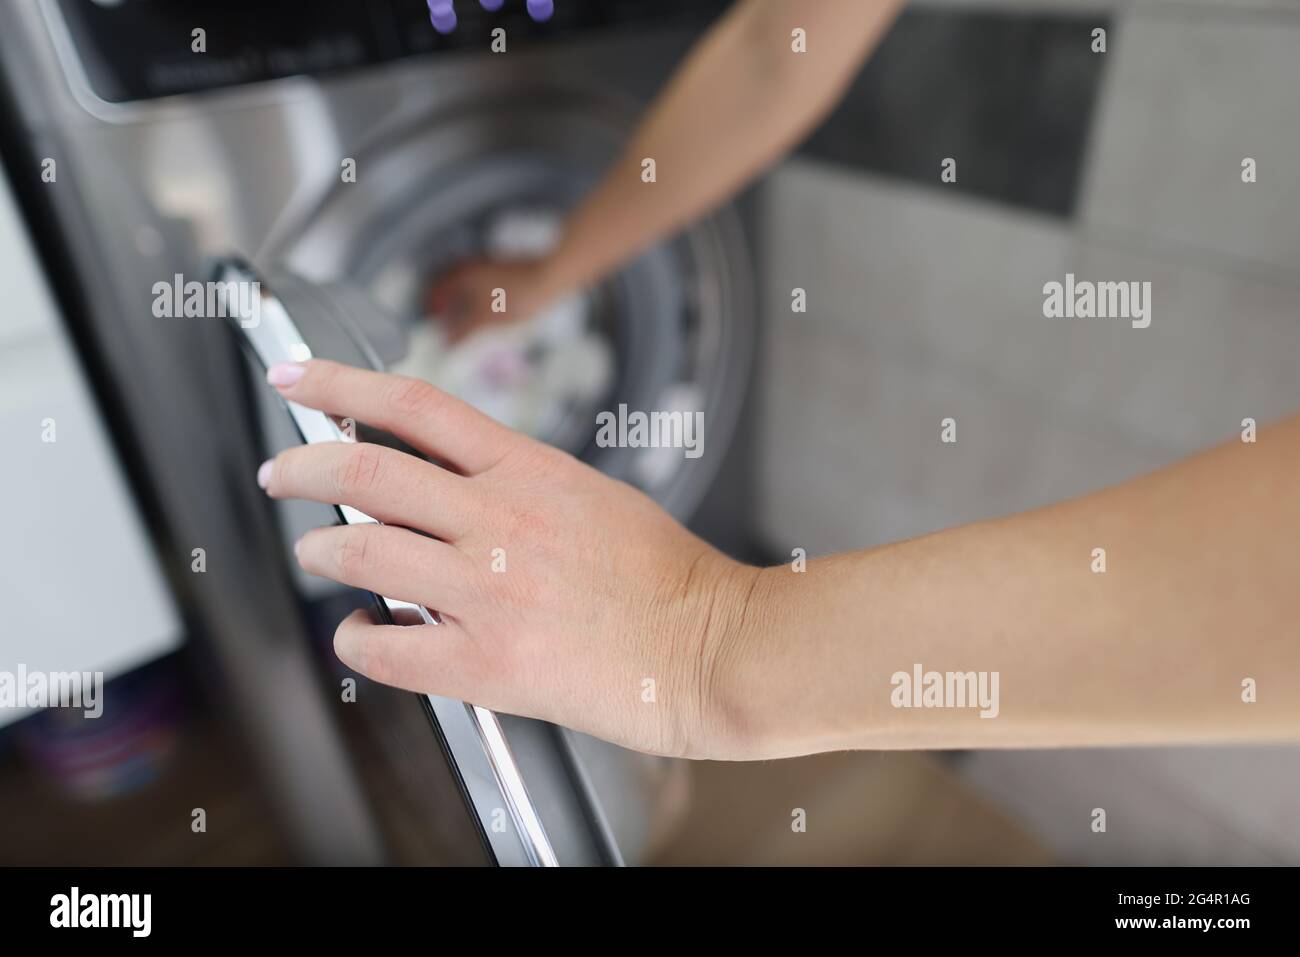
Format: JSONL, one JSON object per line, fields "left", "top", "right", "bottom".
{"left": 258, "top": 358, "right": 763, "bottom": 759}
{"left": 425, "top": 257, "right": 555, "bottom": 342}
{"left": 253, "top": 361, "right": 1300, "bottom": 760}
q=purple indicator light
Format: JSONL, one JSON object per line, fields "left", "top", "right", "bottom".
{"left": 428, "top": 0, "right": 457, "bottom": 34}
{"left": 429, "top": 1, "right": 555, "bottom": 33}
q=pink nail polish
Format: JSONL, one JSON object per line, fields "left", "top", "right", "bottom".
{"left": 267, "top": 362, "right": 306, "bottom": 388}
{"left": 257, "top": 459, "right": 273, "bottom": 489}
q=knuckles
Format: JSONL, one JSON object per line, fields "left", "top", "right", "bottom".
{"left": 332, "top": 443, "right": 385, "bottom": 498}
{"left": 502, "top": 502, "right": 557, "bottom": 544}
{"left": 296, "top": 527, "right": 375, "bottom": 581}
{"left": 384, "top": 375, "right": 445, "bottom": 420}
{"left": 332, "top": 527, "right": 374, "bottom": 579}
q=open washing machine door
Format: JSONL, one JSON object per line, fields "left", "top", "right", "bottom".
{"left": 249, "top": 87, "right": 754, "bottom": 865}
{"left": 224, "top": 256, "right": 637, "bottom": 866}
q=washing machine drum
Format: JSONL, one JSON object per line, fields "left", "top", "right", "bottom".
{"left": 277, "top": 93, "right": 753, "bottom": 520}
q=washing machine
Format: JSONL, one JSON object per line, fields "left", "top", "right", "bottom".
{"left": 0, "top": 0, "right": 755, "bottom": 864}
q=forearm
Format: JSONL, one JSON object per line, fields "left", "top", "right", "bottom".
{"left": 536, "top": 0, "right": 905, "bottom": 302}
{"left": 724, "top": 417, "right": 1300, "bottom": 758}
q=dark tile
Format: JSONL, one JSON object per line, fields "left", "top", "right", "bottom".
{"left": 800, "top": 9, "right": 1112, "bottom": 219}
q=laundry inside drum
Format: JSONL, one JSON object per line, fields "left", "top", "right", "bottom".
{"left": 386, "top": 206, "right": 618, "bottom": 456}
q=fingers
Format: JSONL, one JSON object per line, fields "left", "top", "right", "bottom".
{"left": 262, "top": 441, "right": 478, "bottom": 541}
{"left": 427, "top": 264, "right": 497, "bottom": 342}
{"left": 268, "top": 359, "right": 519, "bottom": 475}
{"left": 426, "top": 263, "right": 473, "bottom": 319}
{"left": 447, "top": 305, "right": 511, "bottom": 345}
{"left": 333, "top": 609, "right": 501, "bottom": 704}
{"left": 295, "top": 524, "right": 479, "bottom": 616}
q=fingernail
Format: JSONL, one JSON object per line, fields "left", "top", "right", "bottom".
{"left": 257, "top": 459, "right": 274, "bottom": 489}
{"left": 267, "top": 362, "right": 306, "bottom": 388}
{"left": 293, "top": 537, "right": 302, "bottom": 560}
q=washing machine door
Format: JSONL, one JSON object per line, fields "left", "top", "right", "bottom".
{"left": 275, "top": 85, "right": 754, "bottom": 522}
{"left": 223, "top": 255, "right": 648, "bottom": 866}
{"left": 218, "top": 256, "right": 570, "bottom": 866}
{"left": 260, "top": 85, "right": 754, "bottom": 866}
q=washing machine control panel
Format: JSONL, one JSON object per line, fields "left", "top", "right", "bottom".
{"left": 50, "top": 0, "right": 727, "bottom": 104}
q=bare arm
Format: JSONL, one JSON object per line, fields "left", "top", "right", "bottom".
{"left": 431, "top": 0, "right": 906, "bottom": 330}
{"left": 534, "top": 0, "right": 906, "bottom": 302}
{"left": 262, "top": 360, "right": 1300, "bottom": 760}
{"left": 727, "top": 417, "right": 1300, "bottom": 757}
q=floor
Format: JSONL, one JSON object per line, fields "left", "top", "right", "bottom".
{"left": 649, "top": 751, "right": 1051, "bottom": 866}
